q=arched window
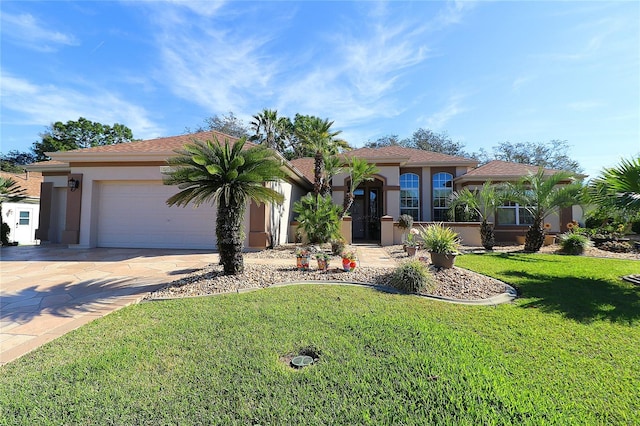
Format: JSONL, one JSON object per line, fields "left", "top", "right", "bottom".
{"left": 400, "top": 173, "right": 420, "bottom": 221}
{"left": 433, "top": 172, "right": 453, "bottom": 221}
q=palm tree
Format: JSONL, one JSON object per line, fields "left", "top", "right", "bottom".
{"left": 164, "top": 137, "right": 285, "bottom": 275}
{"left": 249, "top": 109, "right": 291, "bottom": 153}
{"left": 448, "top": 181, "right": 502, "bottom": 249}
{"left": 0, "top": 177, "right": 27, "bottom": 245}
{"left": 294, "top": 116, "right": 350, "bottom": 196}
{"left": 588, "top": 156, "right": 640, "bottom": 212}
{"left": 504, "top": 168, "right": 583, "bottom": 252}
{"left": 342, "top": 157, "right": 379, "bottom": 217}
{"left": 321, "top": 154, "right": 343, "bottom": 196}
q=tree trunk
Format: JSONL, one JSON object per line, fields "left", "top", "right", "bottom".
{"left": 524, "top": 223, "right": 545, "bottom": 252}
{"left": 313, "top": 151, "right": 324, "bottom": 196}
{"left": 342, "top": 192, "right": 354, "bottom": 218}
{"left": 480, "top": 220, "right": 495, "bottom": 250}
{"left": 216, "top": 197, "right": 246, "bottom": 275}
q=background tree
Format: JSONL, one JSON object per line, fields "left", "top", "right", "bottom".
{"left": 410, "top": 128, "right": 471, "bottom": 157}
{"left": 342, "top": 157, "right": 379, "bottom": 217}
{"left": 476, "top": 140, "right": 582, "bottom": 173}
{"left": 164, "top": 137, "right": 284, "bottom": 275}
{"left": 0, "top": 150, "right": 37, "bottom": 172}
{"left": 365, "top": 129, "right": 470, "bottom": 157}
{"left": 0, "top": 177, "right": 27, "bottom": 245}
{"left": 249, "top": 109, "right": 292, "bottom": 154}
{"left": 503, "top": 168, "right": 583, "bottom": 252}
{"left": 448, "top": 182, "right": 503, "bottom": 249}
{"left": 185, "top": 112, "right": 250, "bottom": 139}
{"left": 33, "top": 117, "right": 136, "bottom": 161}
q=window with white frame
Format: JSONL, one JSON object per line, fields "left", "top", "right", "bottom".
{"left": 432, "top": 172, "right": 453, "bottom": 221}
{"left": 18, "top": 211, "right": 30, "bottom": 225}
{"left": 400, "top": 173, "right": 420, "bottom": 221}
{"left": 497, "top": 201, "right": 534, "bottom": 225}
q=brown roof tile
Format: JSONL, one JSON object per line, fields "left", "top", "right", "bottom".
{"left": 462, "top": 160, "right": 562, "bottom": 179}
{"left": 344, "top": 146, "right": 477, "bottom": 165}
{"left": 0, "top": 171, "right": 43, "bottom": 197}
{"left": 289, "top": 158, "right": 315, "bottom": 183}
{"left": 61, "top": 131, "right": 244, "bottom": 155}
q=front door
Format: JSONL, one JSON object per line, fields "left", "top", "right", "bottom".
{"left": 351, "top": 183, "right": 382, "bottom": 242}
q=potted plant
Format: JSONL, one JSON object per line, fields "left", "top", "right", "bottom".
{"left": 295, "top": 247, "right": 311, "bottom": 271}
{"left": 405, "top": 230, "right": 420, "bottom": 257}
{"left": 419, "top": 223, "right": 461, "bottom": 269}
{"left": 398, "top": 214, "right": 414, "bottom": 251}
{"left": 341, "top": 250, "right": 358, "bottom": 272}
{"left": 315, "top": 253, "right": 330, "bottom": 271}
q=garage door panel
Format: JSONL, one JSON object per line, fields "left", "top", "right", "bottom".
{"left": 97, "top": 182, "right": 216, "bottom": 249}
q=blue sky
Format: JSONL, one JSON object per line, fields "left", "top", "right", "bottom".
{"left": 1, "top": 1, "right": 638, "bottom": 178}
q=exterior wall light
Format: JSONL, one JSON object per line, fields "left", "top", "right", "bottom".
{"left": 68, "top": 177, "right": 80, "bottom": 192}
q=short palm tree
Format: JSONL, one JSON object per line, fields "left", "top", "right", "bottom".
{"left": 0, "top": 177, "right": 27, "bottom": 245}
{"left": 294, "top": 117, "right": 349, "bottom": 196}
{"left": 588, "top": 156, "right": 640, "bottom": 212}
{"left": 448, "top": 181, "right": 502, "bottom": 249}
{"left": 504, "top": 168, "right": 583, "bottom": 252}
{"left": 342, "top": 157, "right": 379, "bottom": 217}
{"left": 164, "top": 137, "right": 284, "bottom": 275}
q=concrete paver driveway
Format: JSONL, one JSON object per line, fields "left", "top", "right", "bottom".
{"left": 0, "top": 245, "right": 216, "bottom": 365}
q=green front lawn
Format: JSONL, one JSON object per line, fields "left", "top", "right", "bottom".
{"left": 1, "top": 254, "right": 638, "bottom": 425}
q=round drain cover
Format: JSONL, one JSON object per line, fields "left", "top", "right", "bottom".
{"left": 291, "top": 355, "right": 314, "bottom": 368}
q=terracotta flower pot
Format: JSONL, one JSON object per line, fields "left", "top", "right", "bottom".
{"left": 429, "top": 252, "right": 456, "bottom": 269}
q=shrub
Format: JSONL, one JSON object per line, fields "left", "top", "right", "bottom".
{"left": 389, "top": 260, "right": 435, "bottom": 293}
{"left": 599, "top": 240, "right": 633, "bottom": 253}
{"left": 398, "top": 214, "right": 414, "bottom": 231}
{"left": 632, "top": 221, "right": 640, "bottom": 234}
{"left": 330, "top": 238, "right": 345, "bottom": 256}
{"left": 293, "top": 194, "right": 342, "bottom": 244}
{"left": 558, "top": 233, "right": 592, "bottom": 255}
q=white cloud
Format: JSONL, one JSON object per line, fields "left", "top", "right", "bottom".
{"left": 567, "top": 101, "right": 604, "bottom": 111}
{"left": 0, "top": 12, "right": 78, "bottom": 52}
{"left": 1, "top": 73, "right": 164, "bottom": 139}
{"left": 420, "top": 94, "right": 469, "bottom": 130}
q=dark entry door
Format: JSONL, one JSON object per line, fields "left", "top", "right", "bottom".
{"left": 351, "top": 186, "right": 382, "bottom": 242}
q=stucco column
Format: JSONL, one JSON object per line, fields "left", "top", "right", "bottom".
{"left": 380, "top": 215, "right": 394, "bottom": 246}
{"left": 340, "top": 216, "right": 352, "bottom": 244}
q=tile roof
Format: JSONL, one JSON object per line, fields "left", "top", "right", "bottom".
{"left": 289, "top": 158, "right": 315, "bottom": 183}
{"left": 0, "top": 171, "right": 43, "bottom": 197}
{"left": 461, "top": 160, "right": 564, "bottom": 179}
{"left": 58, "top": 131, "right": 244, "bottom": 155}
{"left": 344, "top": 145, "right": 477, "bottom": 165}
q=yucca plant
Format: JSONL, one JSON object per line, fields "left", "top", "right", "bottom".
{"left": 419, "top": 223, "right": 461, "bottom": 254}
{"left": 164, "top": 137, "right": 284, "bottom": 275}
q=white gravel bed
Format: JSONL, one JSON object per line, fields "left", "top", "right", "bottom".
{"left": 147, "top": 244, "right": 510, "bottom": 301}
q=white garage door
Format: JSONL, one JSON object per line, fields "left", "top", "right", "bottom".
{"left": 97, "top": 182, "right": 217, "bottom": 249}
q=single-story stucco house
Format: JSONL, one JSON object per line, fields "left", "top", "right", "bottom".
{"left": 28, "top": 131, "right": 584, "bottom": 249}
{"left": 1, "top": 170, "right": 42, "bottom": 245}
{"left": 292, "top": 145, "right": 585, "bottom": 245}
{"left": 27, "top": 131, "right": 311, "bottom": 250}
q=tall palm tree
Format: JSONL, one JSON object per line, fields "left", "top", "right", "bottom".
{"left": 504, "top": 168, "right": 583, "bottom": 252}
{"left": 249, "top": 109, "right": 291, "bottom": 154}
{"left": 164, "top": 137, "right": 284, "bottom": 275}
{"left": 0, "top": 177, "right": 27, "bottom": 245}
{"left": 448, "top": 181, "right": 502, "bottom": 249}
{"left": 294, "top": 116, "right": 350, "bottom": 196}
{"left": 588, "top": 156, "right": 640, "bottom": 212}
{"left": 342, "top": 157, "right": 379, "bottom": 217}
